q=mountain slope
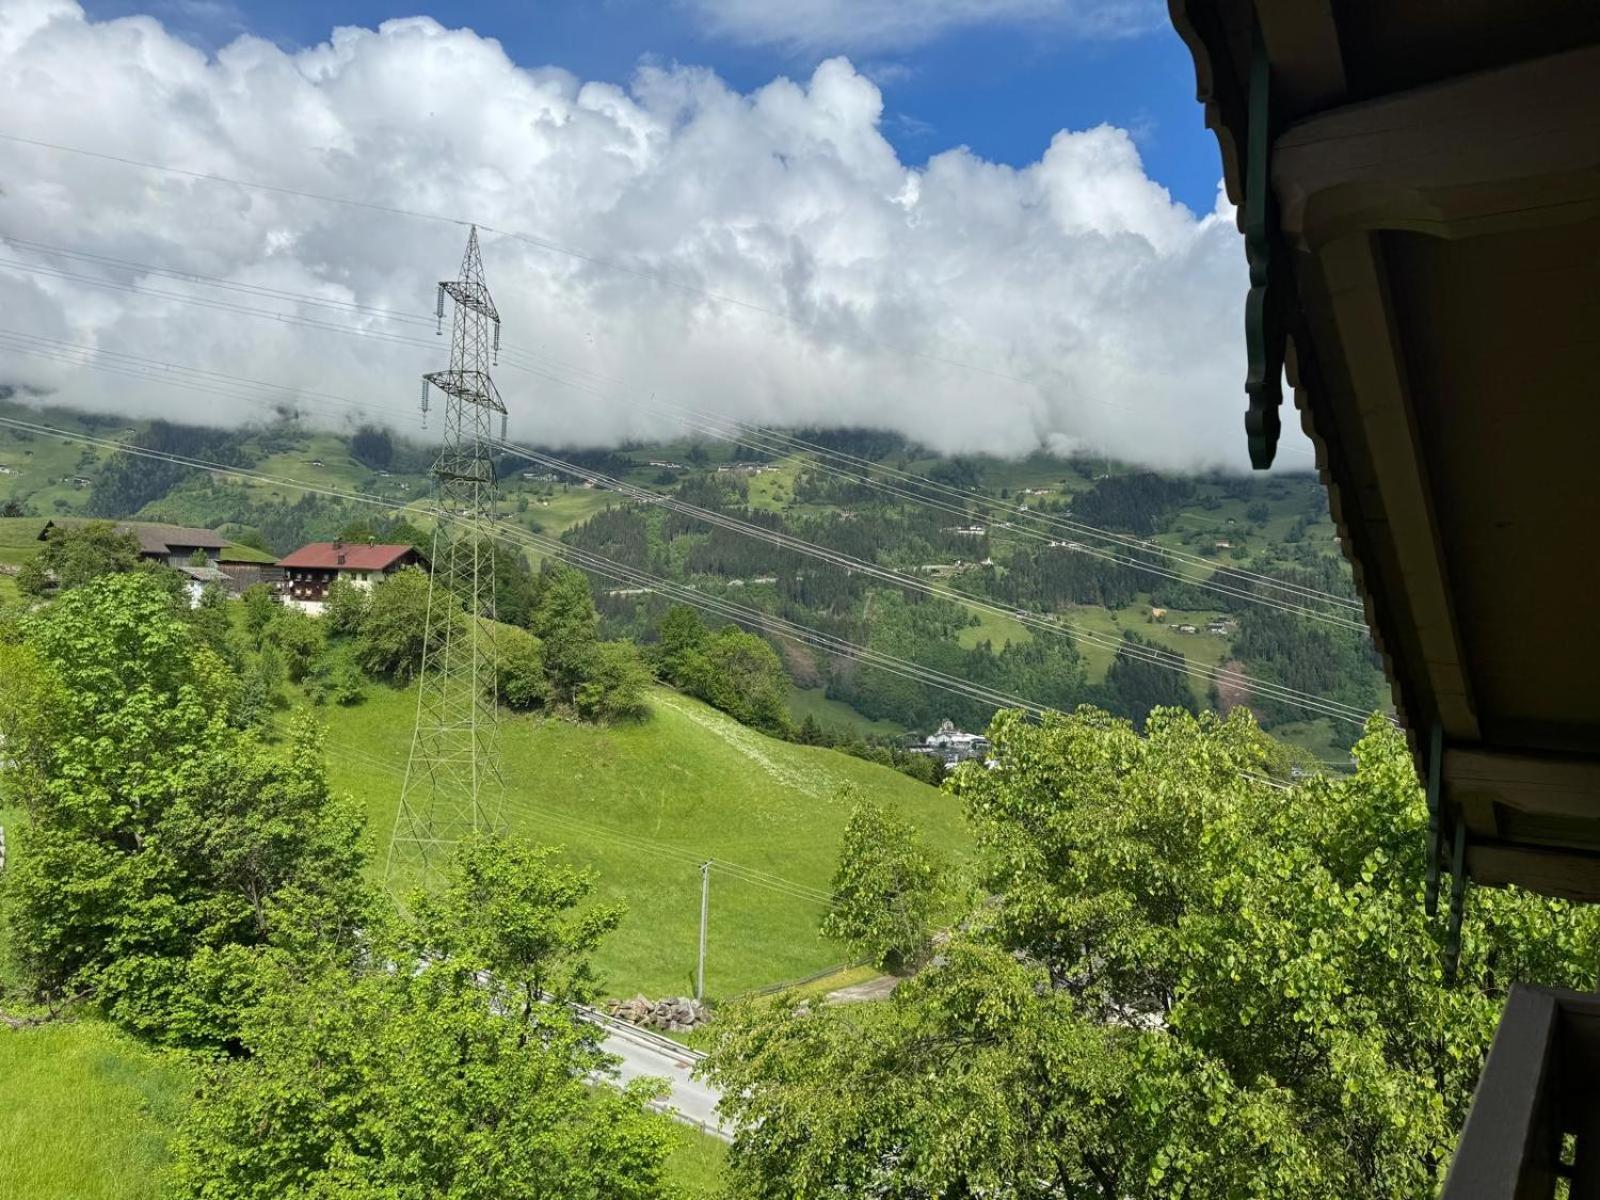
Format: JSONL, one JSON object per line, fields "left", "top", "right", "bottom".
{"left": 320, "top": 684, "right": 967, "bottom": 999}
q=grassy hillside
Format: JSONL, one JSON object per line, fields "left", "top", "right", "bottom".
{"left": 0, "top": 401, "right": 127, "bottom": 518}
{"left": 319, "top": 684, "right": 967, "bottom": 1000}
{"left": 787, "top": 685, "right": 905, "bottom": 738}
{"left": 0, "top": 1021, "right": 192, "bottom": 1199}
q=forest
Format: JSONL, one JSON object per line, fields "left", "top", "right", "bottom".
{"left": 0, "top": 405, "right": 1390, "bottom": 758}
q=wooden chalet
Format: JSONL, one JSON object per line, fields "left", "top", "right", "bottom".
{"left": 277, "top": 541, "right": 426, "bottom": 614}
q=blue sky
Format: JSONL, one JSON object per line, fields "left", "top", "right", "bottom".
{"left": 84, "top": 0, "right": 1223, "bottom": 215}
{"left": 11, "top": 1, "right": 1262, "bottom": 466}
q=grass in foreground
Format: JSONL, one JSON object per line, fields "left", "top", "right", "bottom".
{"left": 0, "top": 1019, "right": 192, "bottom": 1200}
{"left": 665, "top": 1128, "right": 730, "bottom": 1196}
{"left": 322, "top": 684, "right": 968, "bottom": 1000}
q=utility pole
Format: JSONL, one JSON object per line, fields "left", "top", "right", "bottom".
{"left": 387, "top": 226, "right": 508, "bottom": 890}
{"left": 697, "top": 861, "right": 711, "bottom": 1001}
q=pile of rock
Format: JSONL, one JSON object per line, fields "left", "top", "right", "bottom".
{"left": 604, "top": 994, "right": 710, "bottom": 1033}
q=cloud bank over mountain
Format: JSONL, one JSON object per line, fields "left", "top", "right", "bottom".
{"left": 0, "top": 1, "right": 1282, "bottom": 471}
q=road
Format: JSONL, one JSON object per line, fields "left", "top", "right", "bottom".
{"left": 581, "top": 1008, "right": 731, "bottom": 1142}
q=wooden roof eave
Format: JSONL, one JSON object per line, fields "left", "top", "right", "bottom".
{"left": 1172, "top": 5, "right": 1600, "bottom": 896}
{"left": 1169, "top": 0, "right": 1428, "bottom": 767}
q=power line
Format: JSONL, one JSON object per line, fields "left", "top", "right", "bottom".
{"left": 658, "top": 409, "right": 1361, "bottom": 612}
{"left": 1, "top": 414, "right": 1324, "bottom": 801}
{"left": 1, "top": 234, "right": 441, "bottom": 328}
{"left": 0, "top": 234, "right": 1332, "bottom": 598}
{"left": 0, "top": 385, "right": 1366, "bottom": 725}
{"left": 0, "top": 256, "right": 443, "bottom": 356}
{"left": 0, "top": 411, "right": 1372, "bottom": 757}
{"left": 0, "top": 269, "right": 1371, "bottom": 718}
{"left": 0, "top": 328, "right": 413, "bottom": 425}
{"left": 0, "top": 319, "right": 1324, "bottom": 715}
{"left": 490, "top": 438, "right": 1374, "bottom": 725}
{"left": 509, "top": 528, "right": 1054, "bottom": 717}
{"left": 0, "top": 412, "right": 1050, "bottom": 721}
{"left": 655, "top": 413, "right": 1366, "bottom": 628}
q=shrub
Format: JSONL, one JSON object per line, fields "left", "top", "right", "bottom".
{"left": 573, "top": 641, "right": 651, "bottom": 723}
{"left": 240, "top": 584, "right": 277, "bottom": 641}
{"left": 305, "top": 646, "right": 367, "bottom": 707}
{"left": 265, "top": 607, "right": 325, "bottom": 683}
{"left": 323, "top": 577, "right": 369, "bottom": 638}
{"left": 497, "top": 627, "right": 547, "bottom": 711}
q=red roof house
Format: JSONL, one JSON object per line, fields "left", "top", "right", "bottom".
{"left": 278, "top": 541, "right": 427, "bottom": 613}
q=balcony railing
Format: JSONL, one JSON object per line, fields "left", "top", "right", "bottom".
{"left": 1444, "top": 985, "right": 1600, "bottom": 1198}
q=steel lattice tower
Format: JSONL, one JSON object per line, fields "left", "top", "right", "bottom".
{"left": 387, "top": 226, "right": 508, "bottom": 888}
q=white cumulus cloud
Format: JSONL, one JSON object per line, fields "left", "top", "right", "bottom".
{"left": 0, "top": 1, "right": 1282, "bottom": 471}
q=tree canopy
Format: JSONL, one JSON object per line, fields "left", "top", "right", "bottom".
{"left": 653, "top": 606, "right": 792, "bottom": 737}
{"left": 0, "top": 572, "right": 678, "bottom": 1197}
{"left": 0, "top": 573, "right": 369, "bottom": 1046}
{"left": 820, "top": 795, "right": 942, "bottom": 974}
{"left": 355, "top": 564, "right": 442, "bottom": 683}
{"left": 703, "top": 708, "right": 1600, "bottom": 1199}
{"left": 16, "top": 520, "right": 144, "bottom": 596}
{"left": 170, "top": 837, "right": 675, "bottom": 1200}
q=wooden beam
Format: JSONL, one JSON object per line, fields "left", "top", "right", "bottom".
{"left": 1314, "top": 232, "right": 1479, "bottom": 740}
{"left": 1447, "top": 749, "right": 1600, "bottom": 820}
{"left": 1253, "top": 0, "right": 1346, "bottom": 116}
{"left": 1272, "top": 43, "right": 1600, "bottom": 249}
{"left": 1468, "top": 842, "right": 1600, "bottom": 903}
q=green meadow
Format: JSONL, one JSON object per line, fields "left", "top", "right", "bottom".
{"left": 319, "top": 683, "right": 969, "bottom": 1001}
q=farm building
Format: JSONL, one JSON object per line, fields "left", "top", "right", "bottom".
{"left": 278, "top": 541, "right": 426, "bottom": 614}
{"left": 909, "top": 719, "right": 992, "bottom": 769}
{"left": 175, "top": 565, "right": 234, "bottom": 608}
{"left": 38, "top": 518, "right": 228, "bottom": 567}
{"left": 32, "top": 519, "right": 280, "bottom": 596}
{"left": 215, "top": 555, "right": 285, "bottom": 595}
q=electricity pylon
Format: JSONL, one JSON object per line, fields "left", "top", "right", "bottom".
{"left": 387, "top": 226, "right": 508, "bottom": 889}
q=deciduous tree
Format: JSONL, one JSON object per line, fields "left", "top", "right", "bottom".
{"left": 239, "top": 583, "right": 276, "bottom": 641}
{"left": 820, "top": 795, "right": 942, "bottom": 973}
{"left": 497, "top": 626, "right": 547, "bottom": 711}
{"left": 574, "top": 640, "right": 652, "bottom": 723}
{"left": 171, "top": 837, "right": 672, "bottom": 1200}
{"left": 264, "top": 604, "right": 324, "bottom": 683}
{"left": 16, "top": 520, "right": 143, "bottom": 596}
{"left": 323, "top": 575, "right": 369, "bottom": 637}
{"left": 704, "top": 709, "right": 1600, "bottom": 1199}
{"left": 355, "top": 564, "right": 444, "bottom": 683}
{"left": 0, "top": 574, "right": 367, "bottom": 1047}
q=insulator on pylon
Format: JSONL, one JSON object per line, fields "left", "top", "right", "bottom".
{"left": 420, "top": 377, "right": 430, "bottom": 416}
{"left": 500, "top": 413, "right": 507, "bottom": 440}
{"left": 435, "top": 285, "right": 445, "bottom": 335}
{"left": 492, "top": 323, "right": 500, "bottom": 366}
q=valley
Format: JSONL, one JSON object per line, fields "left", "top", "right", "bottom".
{"left": 0, "top": 397, "right": 1387, "bottom": 764}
